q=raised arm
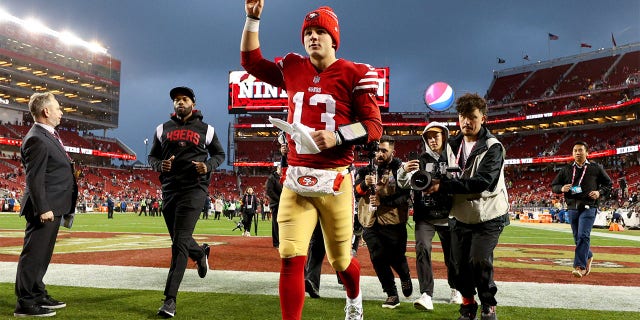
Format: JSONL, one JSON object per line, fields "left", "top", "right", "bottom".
{"left": 241, "top": 0, "right": 264, "bottom": 52}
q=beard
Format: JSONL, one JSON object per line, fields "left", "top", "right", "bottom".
{"left": 175, "top": 106, "right": 193, "bottom": 119}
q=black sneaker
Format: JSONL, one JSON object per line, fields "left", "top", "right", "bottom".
{"left": 481, "top": 305, "right": 497, "bottom": 320}
{"left": 14, "top": 305, "right": 56, "bottom": 317}
{"left": 305, "top": 279, "right": 321, "bottom": 298}
{"left": 381, "top": 295, "right": 400, "bottom": 309}
{"left": 157, "top": 298, "right": 176, "bottom": 318}
{"left": 458, "top": 302, "right": 478, "bottom": 320}
{"left": 401, "top": 279, "right": 413, "bottom": 298}
{"left": 197, "top": 243, "right": 210, "bottom": 278}
{"left": 36, "top": 295, "right": 66, "bottom": 309}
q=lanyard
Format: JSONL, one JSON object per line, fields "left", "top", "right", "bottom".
{"left": 455, "top": 140, "right": 474, "bottom": 175}
{"left": 571, "top": 164, "right": 587, "bottom": 186}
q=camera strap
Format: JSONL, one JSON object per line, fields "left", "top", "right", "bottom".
{"left": 455, "top": 140, "right": 476, "bottom": 176}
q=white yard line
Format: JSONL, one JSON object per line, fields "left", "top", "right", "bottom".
{"left": 0, "top": 262, "right": 638, "bottom": 312}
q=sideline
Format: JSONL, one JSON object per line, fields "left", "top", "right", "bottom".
{"left": 0, "top": 262, "right": 637, "bottom": 312}
{"left": 511, "top": 220, "right": 640, "bottom": 242}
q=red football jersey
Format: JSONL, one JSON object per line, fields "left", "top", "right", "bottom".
{"left": 242, "top": 49, "right": 382, "bottom": 168}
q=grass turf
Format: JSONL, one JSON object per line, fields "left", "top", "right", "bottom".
{"left": 0, "top": 283, "right": 636, "bottom": 320}
{"left": 1, "top": 212, "right": 639, "bottom": 246}
{"left": 0, "top": 212, "right": 639, "bottom": 319}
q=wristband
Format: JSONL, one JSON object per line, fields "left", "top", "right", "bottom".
{"left": 244, "top": 16, "right": 260, "bottom": 33}
{"left": 334, "top": 131, "right": 342, "bottom": 146}
{"left": 336, "top": 122, "right": 368, "bottom": 146}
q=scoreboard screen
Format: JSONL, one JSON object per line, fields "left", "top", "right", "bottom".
{"left": 228, "top": 67, "right": 390, "bottom": 114}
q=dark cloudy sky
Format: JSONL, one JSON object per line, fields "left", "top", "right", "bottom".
{"left": 2, "top": 0, "right": 638, "bottom": 168}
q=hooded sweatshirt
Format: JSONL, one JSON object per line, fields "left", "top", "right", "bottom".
{"left": 397, "top": 122, "right": 457, "bottom": 224}
{"left": 148, "top": 110, "right": 225, "bottom": 193}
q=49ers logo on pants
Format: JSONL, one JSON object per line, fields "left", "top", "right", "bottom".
{"left": 297, "top": 176, "right": 318, "bottom": 186}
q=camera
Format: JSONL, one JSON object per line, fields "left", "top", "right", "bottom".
{"left": 355, "top": 141, "right": 379, "bottom": 161}
{"left": 410, "top": 162, "right": 461, "bottom": 191}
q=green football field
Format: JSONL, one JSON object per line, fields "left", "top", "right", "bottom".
{"left": 0, "top": 213, "right": 638, "bottom": 319}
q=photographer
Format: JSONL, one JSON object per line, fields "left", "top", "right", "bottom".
{"left": 397, "top": 122, "right": 462, "bottom": 311}
{"left": 354, "top": 135, "right": 413, "bottom": 309}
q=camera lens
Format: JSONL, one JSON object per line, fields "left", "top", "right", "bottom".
{"left": 410, "top": 171, "right": 432, "bottom": 190}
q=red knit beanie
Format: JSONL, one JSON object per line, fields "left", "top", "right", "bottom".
{"left": 301, "top": 6, "right": 340, "bottom": 50}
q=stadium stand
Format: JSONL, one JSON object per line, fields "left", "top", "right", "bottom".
{"left": 556, "top": 56, "right": 619, "bottom": 94}
{"left": 513, "top": 63, "right": 572, "bottom": 100}
{"left": 607, "top": 51, "right": 640, "bottom": 85}
{"left": 486, "top": 71, "right": 531, "bottom": 104}
{"left": 58, "top": 129, "right": 94, "bottom": 149}
{"left": 5, "top": 124, "right": 29, "bottom": 137}
{"left": 84, "top": 135, "right": 130, "bottom": 154}
{"left": 2, "top": 44, "right": 639, "bottom": 222}
{"left": 0, "top": 124, "right": 18, "bottom": 138}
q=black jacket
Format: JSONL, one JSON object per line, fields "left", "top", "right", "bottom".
{"left": 354, "top": 157, "right": 411, "bottom": 226}
{"left": 148, "top": 110, "right": 225, "bottom": 193}
{"left": 354, "top": 158, "right": 410, "bottom": 207}
{"left": 240, "top": 194, "right": 259, "bottom": 214}
{"left": 411, "top": 151, "right": 454, "bottom": 222}
{"left": 440, "top": 126, "right": 504, "bottom": 195}
{"left": 265, "top": 171, "right": 282, "bottom": 210}
{"left": 551, "top": 161, "right": 612, "bottom": 209}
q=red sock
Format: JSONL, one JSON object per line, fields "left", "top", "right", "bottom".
{"left": 279, "top": 256, "right": 306, "bottom": 320}
{"left": 337, "top": 257, "right": 361, "bottom": 299}
{"left": 462, "top": 296, "right": 476, "bottom": 305}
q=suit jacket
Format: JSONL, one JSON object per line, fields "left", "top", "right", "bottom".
{"left": 20, "top": 125, "right": 78, "bottom": 220}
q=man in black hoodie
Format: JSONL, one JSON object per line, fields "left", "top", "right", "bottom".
{"left": 148, "top": 86, "right": 225, "bottom": 318}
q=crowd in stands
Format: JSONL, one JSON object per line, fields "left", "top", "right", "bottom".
{"left": 2, "top": 151, "right": 639, "bottom": 220}
{"left": 506, "top": 153, "right": 640, "bottom": 211}
{"left": 2, "top": 48, "right": 639, "bottom": 221}
{"left": 487, "top": 49, "right": 639, "bottom": 110}
{"left": 0, "top": 122, "right": 130, "bottom": 155}
{"left": 499, "top": 123, "right": 640, "bottom": 159}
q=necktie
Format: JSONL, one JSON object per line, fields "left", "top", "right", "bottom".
{"left": 53, "top": 130, "right": 73, "bottom": 161}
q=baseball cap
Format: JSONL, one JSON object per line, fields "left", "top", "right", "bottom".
{"left": 169, "top": 86, "right": 195, "bottom": 102}
{"left": 425, "top": 126, "right": 443, "bottom": 133}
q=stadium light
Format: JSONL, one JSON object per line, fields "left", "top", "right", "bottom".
{"left": 0, "top": 8, "right": 109, "bottom": 55}
{"left": 0, "top": 8, "right": 18, "bottom": 24}
{"left": 88, "top": 41, "right": 108, "bottom": 54}
{"left": 0, "top": 8, "right": 9, "bottom": 21}
{"left": 23, "top": 18, "right": 48, "bottom": 34}
{"left": 60, "top": 31, "right": 83, "bottom": 46}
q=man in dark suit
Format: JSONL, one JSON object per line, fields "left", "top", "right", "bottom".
{"left": 14, "top": 92, "right": 78, "bottom": 317}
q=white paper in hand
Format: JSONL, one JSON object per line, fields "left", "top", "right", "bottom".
{"left": 269, "top": 117, "right": 321, "bottom": 154}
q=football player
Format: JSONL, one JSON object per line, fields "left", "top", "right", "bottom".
{"left": 241, "top": 1, "right": 383, "bottom": 319}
